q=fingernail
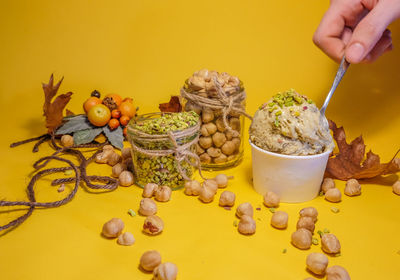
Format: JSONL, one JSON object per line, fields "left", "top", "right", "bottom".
{"left": 346, "top": 43, "right": 365, "bottom": 63}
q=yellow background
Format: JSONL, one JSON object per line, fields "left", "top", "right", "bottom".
{"left": 1, "top": 0, "right": 399, "bottom": 279}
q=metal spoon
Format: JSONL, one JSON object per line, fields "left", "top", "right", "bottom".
{"left": 320, "top": 56, "right": 350, "bottom": 117}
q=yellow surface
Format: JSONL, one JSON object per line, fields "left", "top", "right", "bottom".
{"left": 1, "top": 0, "right": 400, "bottom": 279}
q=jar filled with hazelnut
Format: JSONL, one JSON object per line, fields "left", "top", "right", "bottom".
{"left": 180, "top": 69, "right": 251, "bottom": 170}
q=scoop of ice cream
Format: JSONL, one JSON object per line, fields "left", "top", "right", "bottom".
{"left": 249, "top": 89, "right": 334, "bottom": 156}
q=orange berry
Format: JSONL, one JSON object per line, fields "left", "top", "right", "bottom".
{"left": 123, "top": 127, "right": 127, "bottom": 136}
{"left": 111, "top": 109, "right": 121, "bottom": 119}
{"left": 120, "top": 115, "right": 130, "bottom": 126}
{"left": 83, "top": 97, "right": 102, "bottom": 113}
{"left": 87, "top": 104, "right": 111, "bottom": 127}
{"left": 105, "top": 94, "right": 123, "bottom": 106}
{"left": 108, "top": 118, "right": 120, "bottom": 130}
{"left": 119, "top": 101, "right": 136, "bottom": 118}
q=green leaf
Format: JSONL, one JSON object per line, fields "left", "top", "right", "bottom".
{"left": 56, "top": 115, "right": 95, "bottom": 135}
{"left": 103, "top": 126, "right": 123, "bottom": 150}
{"left": 73, "top": 128, "right": 103, "bottom": 145}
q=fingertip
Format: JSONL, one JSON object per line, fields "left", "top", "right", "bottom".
{"left": 345, "top": 42, "right": 366, "bottom": 64}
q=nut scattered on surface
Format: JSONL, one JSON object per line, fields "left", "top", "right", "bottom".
{"left": 344, "top": 179, "right": 361, "bottom": 196}
{"left": 299, "top": 207, "right": 318, "bottom": 222}
{"left": 325, "top": 188, "right": 342, "bottom": 203}
{"left": 270, "top": 211, "right": 288, "bottom": 229}
{"left": 306, "top": 252, "right": 329, "bottom": 275}
{"left": 321, "top": 178, "right": 335, "bottom": 193}
{"left": 140, "top": 250, "right": 162, "bottom": 272}
{"left": 393, "top": 180, "right": 400, "bottom": 195}
{"left": 95, "top": 148, "right": 113, "bottom": 164}
{"left": 214, "top": 174, "right": 230, "bottom": 188}
{"left": 263, "top": 191, "right": 280, "bottom": 208}
{"left": 117, "top": 232, "right": 135, "bottom": 246}
{"left": 102, "top": 218, "right": 124, "bottom": 238}
{"left": 219, "top": 191, "right": 236, "bottom": 207}
{"left": 203, "top": 179, "right": 218, "bottom": 194}
{"left": 236, "top": 202, "right": 253, "bottom": 218}
{"left": 153, "top": 262, "right": 178, "bottom": 280}
{"left": 155, "top": 185, "right": 172, "bottom": 202}
{"left": 238, "top": 215, "right": 256, "bottom": 235}
{"left": 121, "top": 147, "right": 132, "bottom": 160}
{"left": 107, "top": 152, "right": 121, "bottom": 166}
{"left": 119, "top": 170, "right": 134, "bottom": 187}
{"left": 143, "top": 183, "right": 158, "bottom": 198}
{"left": 61, "top": 134, "right": 74, "bottom": 147}
{"left": 112, "top": 162, "right": 127, "bottom": 178}
{"left": 143, "top": 215, "right": 164, "bottom": 235}
{"left": 139, "top": 198, "right": 157, "bottom": 216}
{"left": 199, "top": 187, "right": 215, "bottom": 203}
{"left": 321, "top": 233, "right": 341, "bottom": 254}
{"left": 184, "top": 180, "right": 202, "bottom": 196}
{"left": 291, "top": 228, "right": 312, "bottom": 250}
{"left": 296, "top": 216, "right": 315, "bottom": 233}
{"left": 326, "top": 265, "right": 351, "bottom": 280}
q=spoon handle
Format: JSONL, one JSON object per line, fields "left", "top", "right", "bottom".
{"left": 320, "top": 56, "right": 350, "bottom": 115}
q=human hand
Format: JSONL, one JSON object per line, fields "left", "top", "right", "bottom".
{"left": 313, "top": 0, "right": 400, "bottom": 63}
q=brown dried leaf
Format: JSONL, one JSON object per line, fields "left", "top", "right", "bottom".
{"left": 42, "top": 74, "right": 73, "bottom": 133}
{"left": 326, "top": 120, "right": 400, "bottom": 180}
{"left": 159, "top": 96, "right": 182, "bottom": 113}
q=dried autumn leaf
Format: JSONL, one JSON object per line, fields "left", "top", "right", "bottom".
{"left": 325, "top": 120, "right": 400, "bottom": 180}
{"left": 42, "top": 74, "right": 73, "bottom": 133}
{"left": 159, "top": 96, "right": 182, "bottom": 113}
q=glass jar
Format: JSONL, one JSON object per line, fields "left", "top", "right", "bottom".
{"left": 180, "top": 71, "right": 247, "bottom": 171}
{"left": 127, "top": 112, "right": 200, "bottom": 189}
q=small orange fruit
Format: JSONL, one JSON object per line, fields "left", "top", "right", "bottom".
{"left": 123, "top": 97, "right": 133, "bottom": 103}
{"left": 87, "top": 104, "right": 111, "bottom": 127}
{"left": 108, "top": 118, "right": 120, "bottom": 130}
{"left": 83, "top": 97, "right": 102, "bottom": 113}
{"left": 119, "top": 101, "right": 136, "bottom": 118}
{"left": 123, "top": 127, "right": 127, "bottom": 136}
{"left": 120, "top": 115, "right": 130, "bottom": 126}
{"left": 105, "top": 94, "right": 123, "bottom": 106}
{"left": 111, "top": 109, "right": 121, "bottom": 119}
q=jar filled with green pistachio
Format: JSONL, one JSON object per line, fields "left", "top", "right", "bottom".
{"left": 180, "top": 69, "right": 252, "bottom": 170}
{"left": 127, "top": 112, "right": 200, "bottom": 189}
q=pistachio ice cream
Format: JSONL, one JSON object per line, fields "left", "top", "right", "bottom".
{"left": 249, "top": 89, "right": 334, "bottom": 156}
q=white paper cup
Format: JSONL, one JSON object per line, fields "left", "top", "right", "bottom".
{"left": 250, "top": 141, "right": 331, "bottom": 203}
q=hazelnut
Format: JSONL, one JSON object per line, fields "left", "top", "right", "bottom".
{"left": 189, "top": 75, "right": 205, "bottom": 90}
{"left": 143, "top": 183, "right": 158, "bottom": 198}
{"left": 207, "top": 147, "right": 222, "bottom": 158}
{"left": 215, "top": 117, "right": 226, "bottom": 132}
{"left": 213, "top": 154, "right": 227, "bottom": 163}
{"left": 117, "top": 232, "right": 135, "bottom": 246}
{"left": 184, "top": 180, "right": 202, "bottom": 196}
{"left": 225, "top": 130, "right": 234, "bottom": 140}
{"left": 201, "top": 122, "right": 217, "bottom": 136}
{"left": 321, "top": 178, "right": 335, "bottom": 193}
{"left": 221, "top": 141, "right": 236, "bottom": 156}
{"left": 214, "top": 174, "right": 229, "bottom": 188}
{"left": 296, "top": 216, "right": 315, "bottom": 233}
{"left": 61, "top": 134, "right": 74, "bottom": 147}
{"left": 102, "top": 218, "right": 124, "bottom": 238}
{"left": 212, "top": 132, "right": 227, "bottom": 148}
{"left": 153, "top": 262, "right": 178, "bottom": 280}
{"left": 202, "top": 108, "right": 215, "bottom": 123}
{"left": 200, "top": 153, "right": 212, "bottom": 163}
{"left": 270, "top": 211, "right": 288, "bottom": 229}
{"left": 227, "top": 155, "right": 236, "bottom": 161}
{"left": 185, "top": 101, "right": 202, "bottom": 115}
{"left": 325, "top": 188, "right": 342, "bottom": 202}
{"left": 95, "top": 149, "right": 113, "bottom": 164}
{"left": 199, "top": 187, "right": 215, "bottom": 203}
{"left": 119, "top": 170, "right": 134, "bottom": 187}
{"left": 263, "top": 191, "right": 280, "bottom": 208}
{"left": 299, "top": 207, "right": 318, "bottom": 223}
{"left": 121, "top": 147, "right": 132, "bottom": 160}
{"left": 321, "top": 233, "right": 341, "bottom": 254}
{"left": 326, "top": 265, "right": 351, "bottom": 280}
{"left": 203, "top": 179, "right": 218, "bottom": 193}
{"left": 143, "top": 215, "right": 164, "bottom": 235}
{"left": 196, "top": 69, "right": 210, "bottom": 79}
{"left": 199, "top": 136, "right": 213, "bottom": 149}
{"left": 140, "top": 250, "right": 162, "bottom": 272}
{"left": 236, "top": 202, "right": 253, "bottom": 218}
{"left": 393, "top": 180, "right": 400, "bottom": 195}
{"left": 155, "top": 185, "right": 172, "bottom": 202}
{"left": 231, "top": 137, "right": 241, "bottom": 150}
{"left": 219, "top": 191, "right": 236, "bottom": 207}
{"left": 103, "top": 145, "right": 114, "bottom": 151}
{"left": 229, "top": 117, "right": 240, "bottom": 131}
{"left": 306, "top": 252, "right": 329, "bottom": 275}
{"left": 139, "top": 198, "right": 157, "bottom": 216}
{"left": 291, "top": 228, "right": 312, "bottom": 250}
{"left": 124, "top": 157, "right": 134, "bottom": 171}
{"left": 195, "top": 143, "right": 205, "bottom": 154}
{"left": 229, "top": 76, "right": 240, "bottom": 87}
{"left": 238, "top": 215, "right": 256, "bottom": 235}
{"left": 107, "top": 152, "right": 122, "bottom": 166}
{"left": 111, "top": 162, "right": 127, "bottom": 178}
{"left": 344, "top": 179, "right": 361, "bottom": 196}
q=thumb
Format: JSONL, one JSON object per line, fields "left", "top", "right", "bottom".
{"left": 345, "top": 1, "right": 397, "bottom": 63}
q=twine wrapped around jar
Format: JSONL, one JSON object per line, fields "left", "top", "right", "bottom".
{"left": 180, "top": 76, "right": 253, "bottom": 137}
